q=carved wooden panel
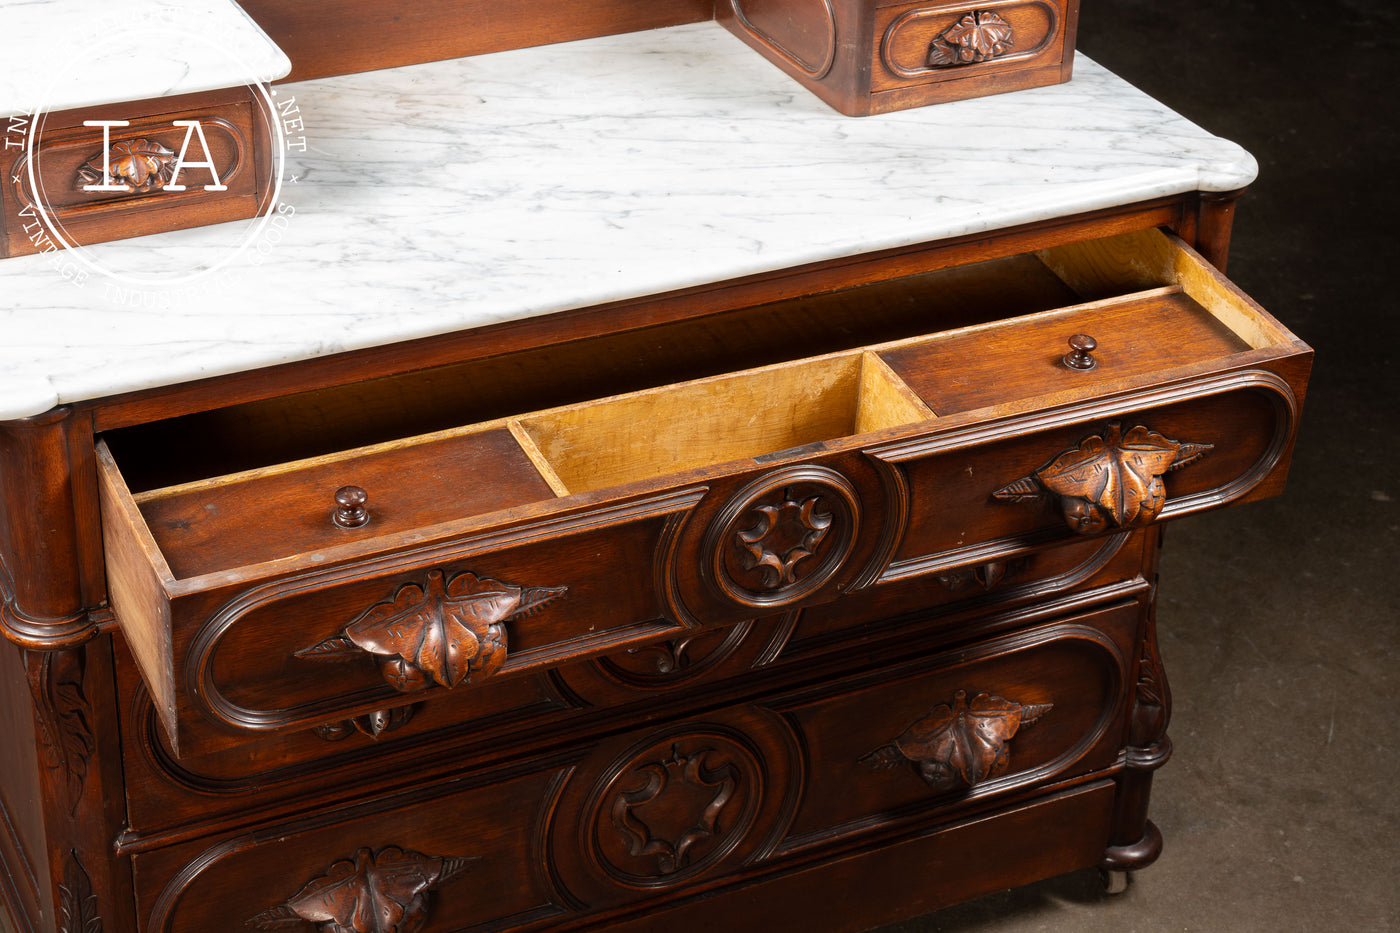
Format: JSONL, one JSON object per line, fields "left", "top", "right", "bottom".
{"left": 297, "top": 569, "right": 567, "bottom": 693}
{"left": 703, "top": 466, "right": 860, "bottom": 609}
{"left": 993, "top": 422, "right": 1212, "bottom": 534}
{"left": 248, "top": 847, "right": 472, "bottom": 933}
{"left": 726, "top": 0, "right": 838, "bottom": 78}
{"left": 861, "top": 690, "right": 1052, "bottom": 792}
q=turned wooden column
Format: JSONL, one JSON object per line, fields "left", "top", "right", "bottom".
{"left": 1, "top": 408, "right": 134, "bottom": 933}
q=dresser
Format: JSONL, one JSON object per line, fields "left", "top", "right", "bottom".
{"left": 0, "top": 18, "right": 1310, "bottom": 933}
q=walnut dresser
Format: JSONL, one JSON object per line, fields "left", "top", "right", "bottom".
{"left": 0, "top": 15, "right": 1311, "bottom": 933}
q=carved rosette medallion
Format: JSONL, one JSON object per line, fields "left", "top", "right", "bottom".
{"left": 248, "top": 846, "right": 473, "bottom": 933}
{"left": 590, "top": 736, "right": 761, "bottom": 887}
{"left": 993, "top": 423, "right": 1213, "bottom": 535}
{"left": 296, "top": 569, "right": 566, "bottom": 692}
{"left": 862, "top": 690, "right": 1052, "bottom": 792}
{"left": 927, "top": 11, "right": 1015, "bottom": 67}
{"left": 705, "top": 466, "right": 860, "bottom": 608}
{"left": 75, "top": 138, "right": 176, "bottom": 191}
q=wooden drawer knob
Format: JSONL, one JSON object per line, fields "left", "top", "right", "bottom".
{"left": 332, "top": 485, "right": 370, "bottom": 528}
{"left": 1063, "top": 334, "right": 1098, "bottom": 370}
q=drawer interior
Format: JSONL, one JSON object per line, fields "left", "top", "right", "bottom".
{"left": 516, "top": 353, "right": 932, "bottom": 493}
{"left": 100, "top": 227, "right": 1301, "bottom": 583}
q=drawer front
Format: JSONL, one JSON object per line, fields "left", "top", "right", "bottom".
{"left": 870, "top": 371, "right": 1300, "bottom": 584}
{"left": 2, "top": 87, "right": 272, "bottom": 257}
{"left": 874, "top": 0, "right": 1069, "bottom": 93}
{"left": 156, "top": 490, "right": 705, "bottom": 757}
{"left": 131, "top": 604, "right": 1133, "bottom": 931}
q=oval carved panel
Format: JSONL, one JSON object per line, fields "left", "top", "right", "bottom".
{"left": 590, "top": 733, "right": 762, "bottom": 887}
{"left": 881, "top": 1, "right": 1059, "bottom": 81}
{"left": 703, "top": 466, "right": 860, "bottom": 609}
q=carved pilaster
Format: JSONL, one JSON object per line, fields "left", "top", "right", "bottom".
{"left": 1102, "top": 590, "right": 1173, "bottom": 872}
{"left": 26, "top": 649, "right": 96, "bottom": 814}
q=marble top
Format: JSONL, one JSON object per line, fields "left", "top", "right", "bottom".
{"left": 0, "top": 21, "right": 1257, "bottom": 422}
{"left": 1, "top": 0, "right": 291, "bottom": 114}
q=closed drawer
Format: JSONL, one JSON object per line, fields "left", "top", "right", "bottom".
{"left": 1, "top": 86, "right": 275, "bottom": 258}
{"left": 97, "top": 227, "right": 1309, "bottom": 757}
{"left": 719, "top": 0, "right": 1079, "bottom": 115}
{"left": 129, "top": 602, "right": 1133, "bottom": 932}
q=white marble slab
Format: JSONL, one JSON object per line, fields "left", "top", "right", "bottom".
{"left": 1, "top": 0, "right": 290, "bottom": 114}
{"left": 0, "top": 21, "right": 1257, "bottom": 421}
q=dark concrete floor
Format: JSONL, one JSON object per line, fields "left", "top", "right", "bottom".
{"left": 875, "top": 1, "right": 1400, "bottom": 930}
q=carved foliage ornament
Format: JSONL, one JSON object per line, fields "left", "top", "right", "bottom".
{"left": 296, "top": 569, "right": 566, "bottom": 692}
{"left": 993, "top": 423, "right": 1213, "bottom": 534}
{"left": 927, "top": 11, "right": 1015, "bottom": 67}
{"left": 27, "top": 648, "right": 95, "bottom": 815}
{"left": 75, "top": 138, "right": 176, "bottom": 191}
{"left": 248, "top": 847, "right": 473, "bottom": 933}
{"left": 862, "top": 690, "right": 1052, "bottom": 792}
{"left": 610, "top": 744, "right": 739, "bottom": 877}
{"left": 60, "top": 850, "right": 101, "bottom": 933}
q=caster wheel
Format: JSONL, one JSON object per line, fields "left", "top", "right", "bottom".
{"left": 1099, "top": 868, "right": 1131, "bottom": 895}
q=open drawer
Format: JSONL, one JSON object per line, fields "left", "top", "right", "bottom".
{"left": 96, "top": 227, "right": 1310, "bottom": 755}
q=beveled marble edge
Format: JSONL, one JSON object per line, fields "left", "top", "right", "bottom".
{"left": 0, "top": 23, "right": 1257, "bottom": 422}
{"left": 1, "top": 0, "right": 290, "bottom": 114}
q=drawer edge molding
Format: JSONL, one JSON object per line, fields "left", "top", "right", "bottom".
{"left": 185, "top": 489, "right": 706, "bottom": 737}
{"left": 881, "top": 1, "right": 1059, "bottom": 80}
{"left": 867, "top": 368, "right": 1299, "bottom": 585}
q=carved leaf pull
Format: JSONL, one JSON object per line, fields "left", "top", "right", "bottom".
{"left": 928, "top": 11, "right": 1015, "bottom": 67}
{"left": 992, "top": 423, "right": 1212, "bottom": 534}
{"left": 862, "top": 690, "right": 1051, "bottom": 792}
{"left": 296, "top": 569, "right": 566, "bottom": 693}
{"left": 248, "top": 847, "right": 474, "bottom": 933}
{"left": 75, "top": 138, "right": 176, "bottom": 191}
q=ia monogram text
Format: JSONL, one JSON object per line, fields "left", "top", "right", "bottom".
{"left": 81, "top": 119, "right": 226, "bottom": 191}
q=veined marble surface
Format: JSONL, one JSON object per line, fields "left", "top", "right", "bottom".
{"left": 1, "top": 0, "right": 290, "bottom": 114}
{"left": 0, "top": 21, "right": 1258, "bottom": 421}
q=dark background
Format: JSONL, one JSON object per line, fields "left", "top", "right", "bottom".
{"left": 882, "top": 1, "right": 1400, "bottom": 929}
